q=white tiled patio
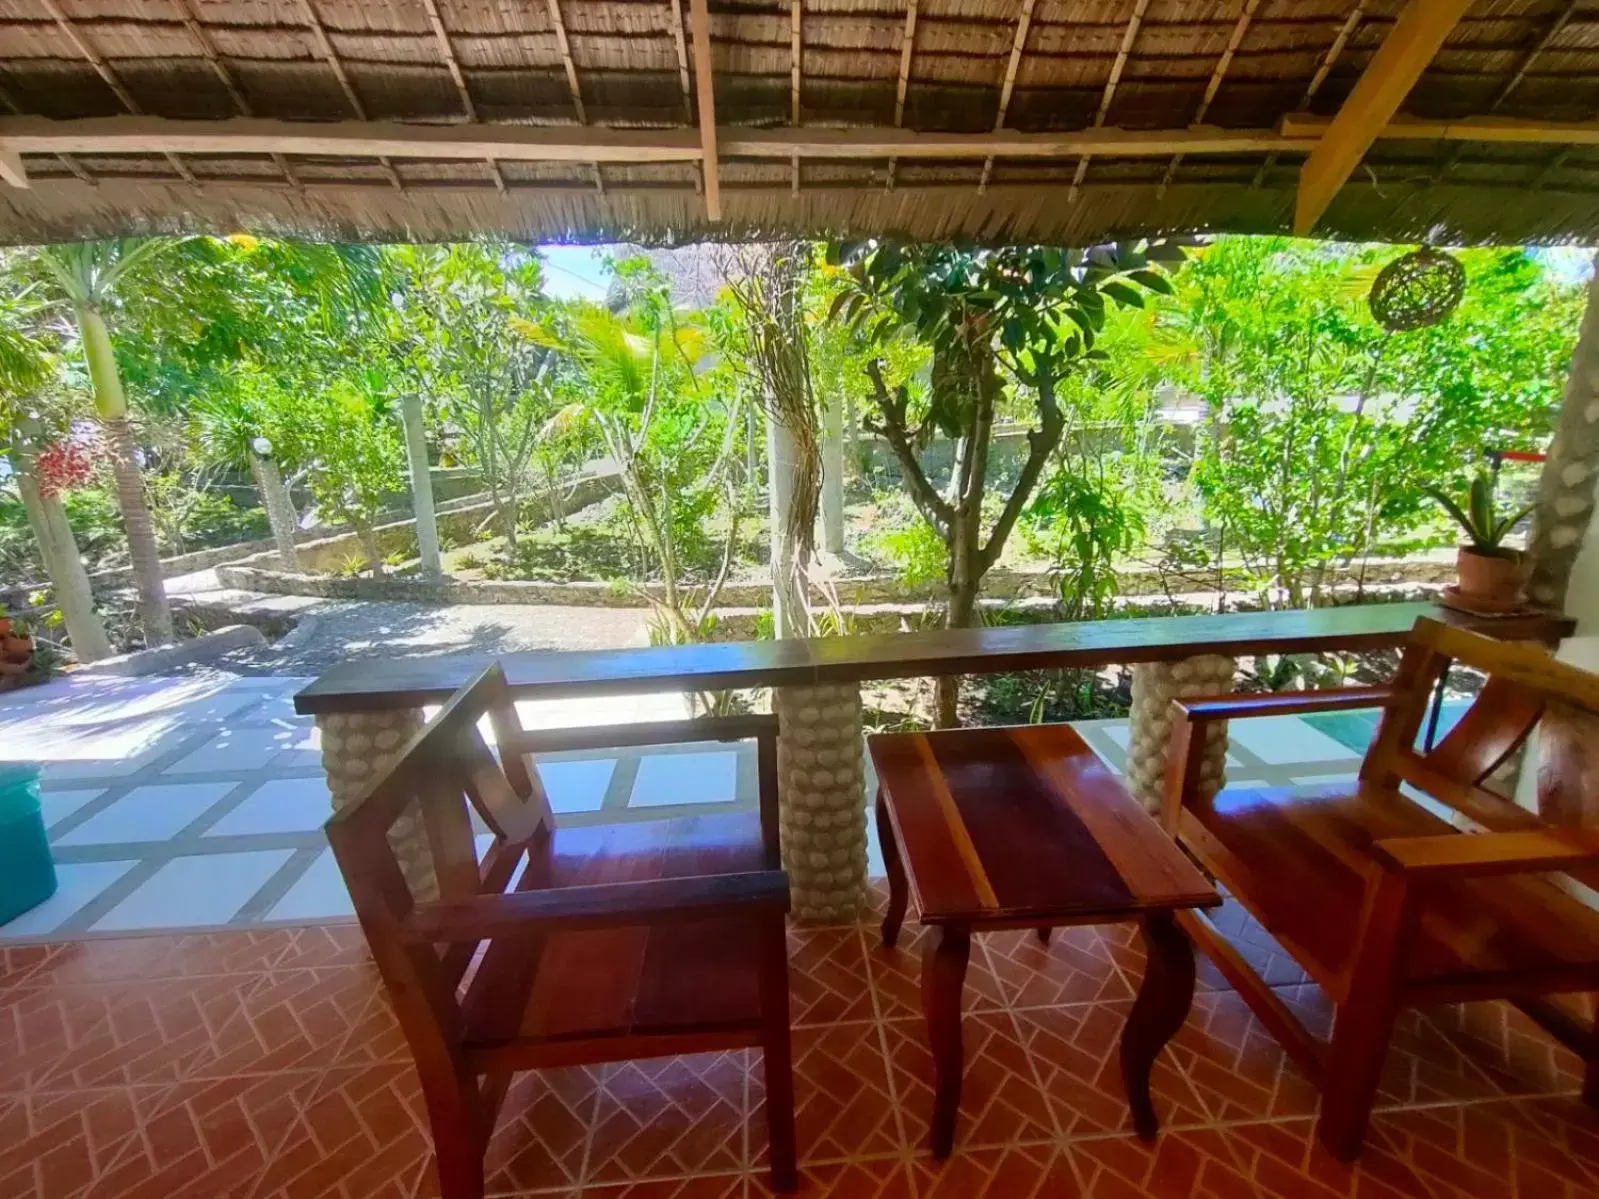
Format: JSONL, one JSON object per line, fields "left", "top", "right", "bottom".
{"left": 0, "top": 669, "right": 1391, "bottom": 944}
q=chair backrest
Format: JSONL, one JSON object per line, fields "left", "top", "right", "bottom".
{"left": 323, "top": 663, "right": 550, "bottom": 1075}
{"left": 1363, "top": 618, "right": 1599, "bottom": 841}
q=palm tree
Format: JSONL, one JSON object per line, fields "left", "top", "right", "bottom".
{"left": 191, "top": 385, "right": 301, "bottom": 570}
{"left": 0, "top": 280, "right": 113, "bottom": 661}
{"left": 36, "top": 239, "right": 185, "bottom": 644}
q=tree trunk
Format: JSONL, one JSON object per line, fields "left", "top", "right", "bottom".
{"left": 767, "top": 402, "right": 807, "bottom": 638}
{"left": 1528, "top": 251, "right": 1599, "bottom": 610}
{"left": 9, "top": 445, "right": 114, "bottom": 662}
{"left": 78, "top": 304, "right": 172, "bottom": 645}
{"left": 821, "top": 390, "right": 846, "bottom": 555}
{"left": 102, "top": 416, "right": 173, "bottom": 646}
{"left": 250, "top": 453, "right": 300, "bottom": 571}
{"left": 398, "top": 393, "right": 442, "bottom": 576}
{"left": 936, "top": 573, "right": 980, "bottom": 728}
{"left": 356, "top": 522, "right": 385, "bottom": 577}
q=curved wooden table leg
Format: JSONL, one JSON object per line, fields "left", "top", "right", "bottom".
{"left": 1119, "top": 912, "right": 1196, "bottom": 1141}
{"left": 877, "top": 789, "right": 909, "bottom": 949}
{"left": 922, "top": 923, "right": 970, "bottom": 1159}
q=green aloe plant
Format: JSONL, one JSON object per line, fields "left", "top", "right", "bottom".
{"left": 1427, "top": 471, "right": 1535, "bottom": 557}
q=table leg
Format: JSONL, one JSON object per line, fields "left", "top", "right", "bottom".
{"left": 1119, "top": 912, "right": 1196, "bottom": 1141}
{"left": 876, "top": 788, "right": 908, "bottom": 948}
{"left": 922, "top": 923, "right": 970, "bottom": 1159}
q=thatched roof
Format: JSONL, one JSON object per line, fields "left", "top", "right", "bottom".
{"left": 0, "top": 0, "right": 1596, "bottom": 247}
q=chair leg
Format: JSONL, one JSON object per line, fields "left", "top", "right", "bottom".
{"left": 759, "top": 911, "right": 799, "bottom": 1192}
{"left": 422, "top": 1081, "right": 487, "bottom": 1199}
{"left": 1035, "top": 927, "right": 1052, "bottom": 945}
{"left": 877, "top": 789, "right": 909, "bottom": 949}
{"left": 1586, "top": 1007, "right": 1599, "bottom": 1108}
{"left": 1316, "top": 997, "right": 1398, "bottom": 1162}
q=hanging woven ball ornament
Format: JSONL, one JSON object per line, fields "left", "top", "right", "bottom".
{"left": 1368, "top": 247, "right": 1466, "bottom": 332}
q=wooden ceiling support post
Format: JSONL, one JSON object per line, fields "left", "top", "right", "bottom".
{"left": 1293, "top": 0, "right": 1474, "bottom": 234}
{"left": 689, "top": 0, "right": 722, "bottom": 220}
{"left": 980, "top": 0, "right": 1037, "bottom": 195}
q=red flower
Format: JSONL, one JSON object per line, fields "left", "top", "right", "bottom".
{"left": 33, "top": 440, "right": 97, "bottom": 499}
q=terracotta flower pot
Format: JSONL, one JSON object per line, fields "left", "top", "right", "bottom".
{"left": 1455, "top": 546, "right": 1526, "bottom": 610}
{"left": 0, "top": 634, "right": 32, "bottom": 662}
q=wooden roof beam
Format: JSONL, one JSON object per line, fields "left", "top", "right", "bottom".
{"left": 1160, "top": 0, "right": 1262, "bottom": 195}
{"left": 543, "top": 0, "right": 604, "bottom": 194}
{"left": 1281, "top": 113, "right": 1599, "bottom": 146}
{"left": 0, "top": 149, "right": 25, "bottom": 188}
{"left": 418, "top": 0, "right": 506, "bottom": 192}
{"left": 980, "top": 0, "right": 1038, "bottom": 195}
{"left": 1253, "top": 0, "right": 1366, "bottom": 188}
{"left": 1293, "top": 0, "right": 1474, "bottom": 235}
{"left": 887, "top": 0, "right": 918, "bottom": 190}
{"left": 689, "top": 0, "right": 721, "bottom": 219}
{"left": 0, "top": 117, "right": 1331, "bottom": 168}
{"left": 1071, "top": 0, "right": 1151, "bottom": 202}
{"left": 296, "top": 0, "right": 404, "bottom": 192}
{"left": 38, "top": 0, "right": 195, "bottom": 186}
{"left": 791, "top": 0, "right": 802, "bottom": 195}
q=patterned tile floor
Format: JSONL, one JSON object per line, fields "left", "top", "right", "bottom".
{"left": 3, "top": 893, "right": 1597, "bottom": 1198}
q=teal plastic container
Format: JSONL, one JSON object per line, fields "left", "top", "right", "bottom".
{"left": 0, "top": 764, "right": 56, "bottom": 925}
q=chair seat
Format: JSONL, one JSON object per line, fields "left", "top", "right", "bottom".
{"left": 463, "top": 811, "right": 770, "bottom": 1045}
{"left": 1183, "top": 781, "right": 1599, "bottom": 996}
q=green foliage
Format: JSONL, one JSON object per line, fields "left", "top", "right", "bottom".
{"left": 1427, "top": 471, "right": 1534, "bottom": 555}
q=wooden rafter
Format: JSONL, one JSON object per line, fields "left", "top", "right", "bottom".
{"left": 664, "top": 0, "right": 700, "bottom": 195}
{"left": 1529, "top": 146, "right": 1573, "bottom": 190}
{"left": 689, "top": 0, "right": 721, "bottom": 219}
{"left": 544, "top": 0, "right": 604, "bottom": 194}
{"left": 1070, "top": 0, "right": 1150, "bottom": 203}
{"left": 1432, "top": 0, "right": 1580, "bottom": 183}
{"left": 0, "top": 116, "right": 1334, "bottom": 167}
{"left": 295, "top": 0, "right": 404, "bottom": 192}
{"left": 0, "top": 149, "right": 25, "bottom": 188}
{"left": 1293, "top": 0, "right": 1474, "bottom": 235}
{"left": 1252, "top": 0, "right": 1367, "bottom": 188}
{"left": 791, "top": 0, "right": 802, "bottom": 195}
{"left": 418, "top": 0, "right": 506, "bottom": 192}
{"left": 886, "top": 0, "right": 919, "bottom": 190}
{"left": 0, "top": 79, "right": 83, "bottom": 186}
{"left": 38, "top": 0, "right": 195, "bottom": 186}
{"left": 169, "top": 0, "right": 300, "bottom": 189}
{"left": 979, "top": 0, "right": 1038, "bottom": 195}
{"left": 1159, "top": 0, "right": 1261, "bottom": 195}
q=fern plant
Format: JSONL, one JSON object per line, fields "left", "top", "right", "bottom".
{"left": 1426, "top": 471, "right": 1534, "bottom": 557}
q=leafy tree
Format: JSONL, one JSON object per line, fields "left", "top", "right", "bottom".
{"left": 830, "top": 240, "right": 1183, "bottom": 724}
{"left": 291, "top": 374, "right": 407, "bottom": 573}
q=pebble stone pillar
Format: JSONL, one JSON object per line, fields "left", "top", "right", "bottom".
{"left": 317, "top": 708, "right": 437, "bottom": 901}
{"left": 1124, "top": 655, "right": 1236, "bottom": 814}
{"left": 772, "top": 682, "right": 868, "bottom": 925}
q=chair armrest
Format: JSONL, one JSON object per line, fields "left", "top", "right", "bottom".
{"left": 503, "top": 713, "right": 779, "bottom": 755}
{"left": 1371, "top": 828, "right": 1599, "bottom": 878}
{"left": 1176, "top": 686, "right": 1401, "bottom": 724}
{"left": 403, "top": 869, "right": 791, "bottom": 943}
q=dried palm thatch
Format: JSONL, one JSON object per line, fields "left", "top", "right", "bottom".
{"left": 1, "top": 0, "right": 1597, "bottom": 246}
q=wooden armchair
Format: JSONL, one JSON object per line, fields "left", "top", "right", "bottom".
{"left": 325, "top": 664, "right": 798, "bottom": 1196}
{"left": 1164, "top": 617, "right": 1599, "bottom": 1161}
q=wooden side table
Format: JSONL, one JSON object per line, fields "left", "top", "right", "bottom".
{"left": 869, "top": 723, "right": 1221, "bottom": 1159}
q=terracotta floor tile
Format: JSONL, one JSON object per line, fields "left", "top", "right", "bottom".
{"left": 476, "top": 1066, "right": 601, "bottom": 1196}
{"left": 0, "top": 942, "right": 67, "bottom": 991}
{"left": 1064, "top": 1125, "right": 1315, "bottom": 1199}
{"left": 264, "top": 923, "right": 373, "bottom": 972}
{"left": 1171, "top": 988, "right": 1324, "bottom": 1124}
{"left": 183, "top": 968, "right": 380, "bottom": 1078}
{"left": 1182, "top": 898, "right": 1314, "bottom": 993}
{"left": 757, "top": 1020, "right": 899, "bottom": 1165}
{"left": 788, "top": 927, "right": 875, "bottom": 1026}
{"left": 1012, "top": 1002, "right": 1212, "bottom": 1138}
{"left": 21, "top": 930, "right": 298, "bottom": 987}
{"left": 983, "top": 927, "right": 1137, "bottom": 1010}
{"left": 328, "top": 988, "right": 412, "bottom": 1067}
{"left": 586, "top": 1174, "right": 746, "bottom": 1198}
{"left": 863, "top": 924, "right": 1007, "bottom": 1021}
{"left": 881, "top": 1013, "right": 1055, "bottom": 1152}
{"left": 82, "top": 1070, "right": 325, "bottom": 1199}
{"left": 1422, "top": 1000, "right": 1588, "bottom": 1098}
{"left": 0, "top": 1084, "right": 166, "bottom": 1199}
{"left": 908, "top": 1142, "right": 1079, "bottom": 1199}
{"left": 250, "top": 1061, "right": 433, "bottom": 1199}
{"left": 753, "top": 1158, "right": 915, "bottom": 1199}
{"left": 587, "top": 1052, "right": 750, "bottom": 1184}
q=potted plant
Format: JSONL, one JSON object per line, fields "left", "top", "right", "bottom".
{"left": 0, "top": 616, "right": 31, "bottom": 664}
{"left": 1426, "top": 471, "right": 1535, "bottom": 610}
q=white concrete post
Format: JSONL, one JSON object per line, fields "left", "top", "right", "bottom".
{"left": 821, "top": 392, "right": 846, "bottom": 555}
{"left": 398, "top": 392, "right": 443, "bottom": 578}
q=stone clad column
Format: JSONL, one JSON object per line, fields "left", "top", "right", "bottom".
{"left": 317, "top": 708, "right": 437, "bottom": 900}
{"left": 1124, "top": 655, "right": 1236, "bottom": 814}
{"left": 773, "top": 682, "right": 868, "bottom": 925}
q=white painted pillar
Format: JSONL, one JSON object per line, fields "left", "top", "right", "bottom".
{"left": 398, "top": 393, "right": 443, "bottom": 578}
{"left": 821, "top": 392, "right": 845, "bottom": 555}
{"left": 766, "top": 402, "right": 806, "bottom": 639}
